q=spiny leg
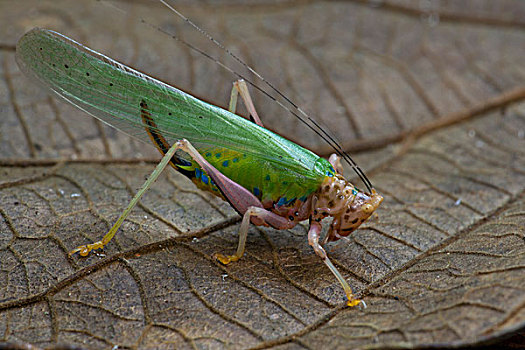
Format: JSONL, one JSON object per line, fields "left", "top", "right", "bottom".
{"left": 69, "top": 141, "right": 180, "bottom": 257}
{"left": 308, "top": 221, "right": 364, "bottom": 308}
{"left": 228, "top": 79, "right": 264, "bottom": 127}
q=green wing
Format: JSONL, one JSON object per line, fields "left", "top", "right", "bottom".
{"left": 16, "top": 28, "right": 330, "bottom": 199}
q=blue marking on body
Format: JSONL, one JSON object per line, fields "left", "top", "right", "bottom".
{"left": 277, "top": 197, "right": 296, "bottom": 206}
{"left": 222, "top": 160, "right": 229, "bottom": 167}
{"left": 233, "top": 158, "right": 239, "bottom": 163}
{"left": 253, "top": 187, "right": 260, "bottom": 196}
{"left": 265, "top": 174, "right": 271, "bottom": 181}
{"left": 277, "top": 197, "right": 288, "bottom": 206}
{"left": 202, "top": 174, "right": 209, "bottom": 185}
{"left": 326, "top": 171, "right": 333, "bottom": 177}
{"left": 352, "top": 189, "right": 358, "bottom": 195}
{"left": 179, "top": 159, "right": 192, "bottom": 166}
{"left": 215, "top": 153, "right": 222, "bottom": 158}
{"left": 205, "top": 152, "right": 211, "bottom": 157}
{"left": 195, "top": 168, "right": 202, "bottom": 179}
{"left": 328, "top": 165, "right": 335, "bottom": 173}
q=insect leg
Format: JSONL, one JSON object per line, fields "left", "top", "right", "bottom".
{"left": 329, "top": 153, "right": 344, "bottom": 174}
{"left": 172, "top": 139, "right": 296, "bottom": 264}
{"left": 69, "top": 140, "right": 181, "bottom": 257}
{"left": 229, "top": 79, "right": 264, "bottom": 127}
{"left": 215, "top": 206, "right": 294, "bottom": 264}
{"left": 228, "top": 81, "right": 239, "bottom": 113}
{"left": 308, "top": 221, "right": 364, "bottom": 308}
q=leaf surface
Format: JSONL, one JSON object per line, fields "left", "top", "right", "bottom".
{"left": 0, "top": 1, "right": 524, "bottom": 349}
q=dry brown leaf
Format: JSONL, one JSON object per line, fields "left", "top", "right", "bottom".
{"left": 0, "top": 1, "right": 524, "bottom": 349}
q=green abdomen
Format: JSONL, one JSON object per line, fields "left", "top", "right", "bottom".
{"left": 178, "top": 146, "right": 336, "bottom": 207}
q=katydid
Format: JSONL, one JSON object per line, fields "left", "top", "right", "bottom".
{"left": 15, "top": 28, "right": 383, "bottom": 307}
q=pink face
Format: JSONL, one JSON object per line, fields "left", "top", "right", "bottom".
{"left": 326, "top": 189, "right": 384, "bottom": 242}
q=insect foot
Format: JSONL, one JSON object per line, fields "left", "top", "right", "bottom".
{"left": 213, "top": 253, "right": 241, "bottom": 265}
{"left": 347, "top": 297, "right": 366, "bottom": 308}
{"left": 69, "top": 240, "right": 105, "bottom": 257}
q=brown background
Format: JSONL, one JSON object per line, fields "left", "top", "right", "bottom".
{"left": 0, "top": 0, "right": 524, "bottom": 349}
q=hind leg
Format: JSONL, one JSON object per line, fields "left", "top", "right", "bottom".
{"left": 69, "top": 141, "right": 182, "bottom": 257}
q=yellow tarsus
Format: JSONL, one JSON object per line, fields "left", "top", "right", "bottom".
{"left": 69, "top": 240, "right": 105, "bottom": 257}
{"left": 346, "top": 298, "right": 363, "bottom": 308}
{"left": 214, "top": 253, "right": 240, "bottom": 265}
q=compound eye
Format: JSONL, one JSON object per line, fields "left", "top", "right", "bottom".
{"left": 362, "top": 204, "right": 374, "bottom": 214}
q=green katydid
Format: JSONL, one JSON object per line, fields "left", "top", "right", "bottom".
{"left": 15, "top": 26, "right": 383, "bottom": 307}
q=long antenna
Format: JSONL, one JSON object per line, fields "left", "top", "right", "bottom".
{"left": 157, "top": 1, "right": 373, "bottom": 193}
{"left": 108, "top": 0, "right": 374, "bottom": 192}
